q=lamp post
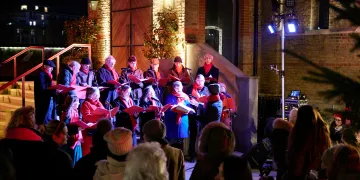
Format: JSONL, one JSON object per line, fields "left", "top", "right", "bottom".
{"left": 269, "top": 0, "right": 297, "bottom": 119}
{"left": 89, "top": 0, "right": 99, "bottom": 11}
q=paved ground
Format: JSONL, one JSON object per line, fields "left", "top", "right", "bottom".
{"left": 184, "top": 161, "right": 277, "bottom": 180}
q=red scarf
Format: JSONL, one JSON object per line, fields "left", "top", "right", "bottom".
{"left": 172, "top": 91, "right": 189, "bottom": 124}
{"left": 220, "top": 93, "right": 227, "bottom": 100}
{"left": 42, "top": 67, "right": 54, "bottom": 86}
{"left": 70, "top": 67, "right": 77, "bottom": 86}
{"left": 81, "top": 66, "right": 89, "bottom": 75}
{"left": 175, "top": 66, "right": 183, "bottom": 74}
{"left": 191, "top": 83, "right": 203, "bottom": 99}
{"left": 120, "top": 97, "right": 137, "bottom": 130}
{"left": 155, "top": 70, "right": 161, "bottom": 79}
{"left": 204, "top": 62, "right": 213, "bottom": 75}
{"left": 105, "top": 64, "right": 119, "bottom": 81}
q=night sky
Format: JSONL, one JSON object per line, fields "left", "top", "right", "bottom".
{"left": 2, "top": 0, "right": 88, "bottom": 16}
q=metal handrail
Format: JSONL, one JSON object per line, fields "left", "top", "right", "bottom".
{"left": 0, "top": 43, "right": 92, "bottom": 107}
{"left": 0, "top": 46, "right": 45, "bottom": 78}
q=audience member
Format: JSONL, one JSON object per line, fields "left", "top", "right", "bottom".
{"left": 214, "top": 155, "right": 253, "bottom": 180}
{"left": 190, "top": 122, "right": 235, "bottom": 180}
{"left": 0, "top": 106, "right": 67, "bottom": 180}
{"left": 74, "top": 119, "right": 112, "bottom": 180}
{"left": 124, "top": 142, "right": 169, "bottom": 180}
{"left": 143, "top": 120, "right": 185, "bottom": 180}
{"left": 330, "top": 114, "right": 345, "bottom": 145}
{"left": 43, "top": 120, "right": 73, "bottom": 179}
{"left": 93, "top": 127, "right": 133, "bottom": 180}
{"left": 285, "top": 105, "right": 332, "bottom": 179}
{"left": 271, "top": 108, "right": 297, "bottom": 179}
{"left": 327, "top": 145, "right": 360, "bottom": 180}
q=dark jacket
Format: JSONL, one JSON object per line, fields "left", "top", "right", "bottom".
{"left": 0, "top": 128, "right": 72, "bottom": 180}
{"left": 190, "top": 155, "right": 224, "bottom": 180}
{"left": 111, "top": 97, "right": 135, "bottom": 132}
{"left": 202, "top": 98, "right": 223, "bottom": 128}
{"left": 144, "top": 68, "right": 165, "bottom": 103}
{"left": 57, "top": 64, "right": 75, "bottom": 86}
{"left": 77, "top": 70, "right": 98, "bottom": 88}
{"left": 120, "top": 68, "right": 144, "bottom": 102}
{"left": 97, "top": 65, "right": 120, "bottom": 108}
{"left": 139, "top": 99, "right": 163, "bottom": 138}
{"left": 168, "top": 66, "right": 190, "bottom": 85}
{"left": 196, "top": 65, "right": 219, "bottom": 84}
{"left": 74, "top": 146, "right": 108, "bottom": 180}
{"left": 34, "top": 70, "right": 57, "bottom": 125}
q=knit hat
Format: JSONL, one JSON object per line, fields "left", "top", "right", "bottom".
{"left": 208, "top": 83, "right": 220, "bottom": 95}
{"left": 43, "top": 60, "right": 55, "bottom": 67}
{"left": 174, "top": 56, "right": 182, "bottom": 63}
{"left": 143, "top": 120, "right": 166, "bottom": 141}
{"left": 81, "top": 57, "right": 91, "bottom": 65}
{"left": 128, "top": 55, "right": 137, "bottom": 62}
{"left": 151, "top": 58, "right": 160, "bottom": 65}
{"left": 104, "top": 127, "right": 133, "bottom": 156}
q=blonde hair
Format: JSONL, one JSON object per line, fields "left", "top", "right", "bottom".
{"left": 7, "top": 106, "right": 35, "bottom": 131}
{"left": 124, "top": 142, "right": 168, "bottom": 180}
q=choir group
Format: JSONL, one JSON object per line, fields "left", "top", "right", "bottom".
{"left": 33, "top": 52, "right": 236, "bottom": 163}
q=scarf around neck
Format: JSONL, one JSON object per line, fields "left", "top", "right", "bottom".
{"left": 191, "top": 83, "right": 203, "bottom": 99}
{"left": 204, "top": 62, "right": 213, "bottom": 75}
{"left": 81, "top": 66, "right": 89, "bottom": 75}
{"left": 172, "top": 91, "right": 189, "bottom": 124}
{"left": 42, "top": 67, "right": 54, "bottom": 86}
{"left": 105, "top": 64, "right": 119, "bottom": 81}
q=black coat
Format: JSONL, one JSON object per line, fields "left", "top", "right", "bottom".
{"left": 111, "top": 97, "right": 135, "bottom": 132}
{"left": 57, "top": 64, "right": 78, "bottom": 113}
{"left": 74, "top": 147, "right": 107, "bottom": 180}
{"left": 0, "top": 128, "right": 73, "bottom": 180}
{"left": 97, "top": 65, "right": 120, "bottom": 108}
{"left": 196, "top": 65, "right": 219, "bottom": 84}
{"left": 34, "top": 70, "right": 57, "bottom": 125}
{"left": 202, "top": 99, "right": 223, "bottom": 128}
{"left": 120, "top": 68, "right": 144, "bottom": 103}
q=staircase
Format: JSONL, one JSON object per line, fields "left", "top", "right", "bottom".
{"left": 0, "top": 43, "right": 92, "bottom": 138}
{"left": 0, "top": 81, "right": 34, "bottom": 137}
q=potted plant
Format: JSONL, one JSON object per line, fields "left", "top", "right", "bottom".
{"left": 143, "top": 7, "right": 180, "bottom": 61}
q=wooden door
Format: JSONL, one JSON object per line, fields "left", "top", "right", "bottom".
{"left": 111, "top": 0, "right": 152, "bottom": 72}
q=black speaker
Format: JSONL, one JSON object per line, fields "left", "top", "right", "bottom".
{"left": 244, "top": 138, "right": 272, "bottom": 168}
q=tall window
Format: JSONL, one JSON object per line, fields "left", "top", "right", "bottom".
{"left": 35, "top": 5, "right": 39, "bottom": 10}
{"left": 31, "top": 29, "right": 35, "bottom": 35}
{"left": 33, "top": 21, "right": 36, "bottom": 26}
{"left": 29, "top": 21, "right": 33, "bottom": 26}
{"left": 17, "top": 28, "right": 20, "bottom": 33}
{"left": 41, "top": 14, "right": 44, "bottom": 20}
{"left": 319, "top": 0, "right": 329, "bottom": 29}
{"left": 21, "top": 5, "right": 27, "bottom": 10}
{"left": 44, "top": 7, "right": 48, "bottom": 12}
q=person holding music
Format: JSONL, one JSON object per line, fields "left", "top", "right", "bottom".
{"left": 111, "top": 85, "right": 138, "bottom": 145}
{"left": 120, "top": 55, "right": 144, "bottom": 105}
{"left": 164, "top": 81, "right": 193, "bottom": 151}
{"left": 97, "top": 55, "right": 120, "bottom": 108}
{"left": 168, "top": 56, "right": 191, "bottom": 87}
{"left": 80, "top": 87, "right": 109, "bottom": 156}
{"left": 219, "top": 82, "right": 237, "bottom": 127}
{"left": 185, "top": 74, "right": 209, "bottom": 161}
{"left": 77, "top": 57, "right": 98, "bottom": 118}
{"left": 196, "top": 53, "right": 219, "bottom": 85}
{"left": 139, "top": 86, "right": 163, "bottom": 140}
{"left": 143, "top": 58, "right": 165, "bottom": 103}
{"left": 34, "top": 59, "right": 58, "bottom": 126}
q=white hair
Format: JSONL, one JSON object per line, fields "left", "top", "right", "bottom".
{"left": 105, "top": 55, "right": 115, "bottom": 63}
{"left": 289, "top": 108, "right": 298, "bottom": 124}
{"left": 124, "top": 142, "right": 168, "bottom": 180}
{"left": 69, "top": 61, "right": 80, "bottom": 69}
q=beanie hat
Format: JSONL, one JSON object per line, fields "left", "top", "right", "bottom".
{"left": 151, "top": 58, "right": 160, "bottom": 65}
{"left": 104, "top": 127, "right": 133, "bottom": 156}
{"left": 81, "top": 57, "right": 91, "bottom": 65}
{"left": 208, "top": 83, "right": 220, "bottom": 95}
{"left": 143, "top": 120, "right": 166, "bottom": 141}
{"left": 43, "top": 60, "right": 55, "bottom": 67}
{"left": 174, "top": 56, "right": 182, "bottom": 63}
{"left": 128, "top": 55, "right": 137, "bottom": 62}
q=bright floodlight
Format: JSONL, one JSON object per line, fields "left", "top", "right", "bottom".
{"left": 268, "top": 25, "right": 275, "bottom": 34}
{"left": 287, "top": 23, "right": 296, "bottom": 33}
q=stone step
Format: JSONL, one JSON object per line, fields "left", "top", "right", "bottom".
{"left": 8, "top": 89, "right": 34, "bottom": 99}
{"left": 17, "top": 81, "right": 35, "bottom": 91}
{"left": 0, "top": 110, "right": 13, "bottom": 138}
{"left": 0, "top": 95, "right": 34, "bottom": 107}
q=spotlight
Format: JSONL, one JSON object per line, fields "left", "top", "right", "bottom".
{"left": 268, "top": 22, "right": 277, "bottom": 34}
{"left": 287, "top": 19, "right": 298, "bottom": 33}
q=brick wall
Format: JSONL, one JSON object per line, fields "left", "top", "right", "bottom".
{"left": 185, "top": 0, "right": 205, "bottom": 43}
{"left": 257, "top": 1, "right": 358, "bottom": 118}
